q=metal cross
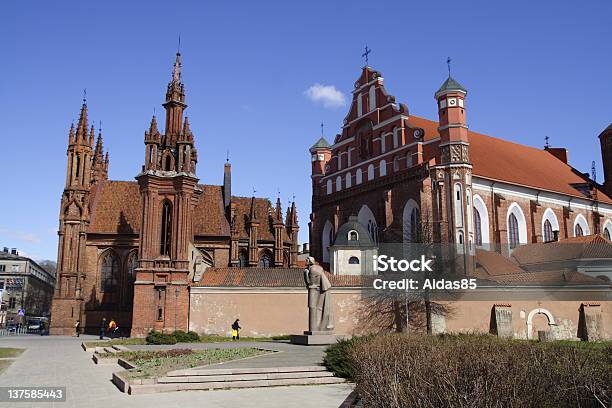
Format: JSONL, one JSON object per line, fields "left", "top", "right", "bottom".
{"left": 362, "top": 46, "right": 371, "bottom": 66}
{"left": 447, "top": 57, "right": 452, "bottom": 77}
{"left": 544, "top": 136, "right": 550, "bottom": 148}
{"left": 320, "top": 122, "right": 324, "bottom": 137}
{"left": 83, "top": 88, "right": 87, "bottom": 103}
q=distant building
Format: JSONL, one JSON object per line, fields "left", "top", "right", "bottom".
{"left": 0, "top": 248, "right": 56, "bottom": 326}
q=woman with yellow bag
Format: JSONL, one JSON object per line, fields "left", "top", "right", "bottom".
{"left": 231, "top": 319, "right": 241, "bottom": 340}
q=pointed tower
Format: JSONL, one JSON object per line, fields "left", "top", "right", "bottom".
{"left": 91, "top": 125, "right": 109, "bottom": 185}
{"left": 286, "top": 200, "right": 300, "bottom": 267}
{"left": 247, "top": 196, "right": 260, "bottom": 266}
{"left": 50, "top": 99, "right": 95, "bottom": 335}
{"left": 431, "top": 67, "right": 474, "bottom": 260}
{"left": 272, "top": 197, "right": 285, "bottom": 266}
{"left": 131, "top": 52, "right": 202, "bottom": 336}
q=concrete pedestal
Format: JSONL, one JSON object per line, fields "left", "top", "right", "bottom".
{"left": 290, "top": 331, "right": 339, "bottom": 346}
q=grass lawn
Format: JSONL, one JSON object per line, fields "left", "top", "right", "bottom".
{"left": 99, "top": 347, "right": 269, "bottom": 380}
{"left": 198, "top": 334, "right": 290, "bottom": 343}
{"left": 0, "top": 348, "right": 24, "bottom": 358}
{"left": 0, "top": 347, "right": 25, "bottom": 375}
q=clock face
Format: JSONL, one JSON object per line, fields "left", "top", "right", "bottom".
{"left": 447, "top": 98, "right": 457, "bottom": 107}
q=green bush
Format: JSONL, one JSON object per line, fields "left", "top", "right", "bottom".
{"left": 345, "top": 334, "right": 611, "bottom": 408}
{"left": 145, "top": 331, "right": 177, "bottom": 345}
{"left": 173, "top": 330, "right": 200, "bottom": 343}
{"left": 323, "top": 336, "right": 370, "bottom": 379}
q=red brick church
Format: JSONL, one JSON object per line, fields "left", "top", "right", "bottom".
{"left": 50, "top": 52, "right": 300, "bottom": 336}
{"left": 309, "top": 64, "right": 612, "bottom": 267}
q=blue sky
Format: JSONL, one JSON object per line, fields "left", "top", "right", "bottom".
{"left": 1, "top": 1, "right": 611, "bottom": 261}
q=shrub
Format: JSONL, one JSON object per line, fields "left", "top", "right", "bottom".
{"left": 323, "top": 336, "right": 370, "bottom": 379}
{"left": 345, "top": 334, "right": 611, "bottom": 408}
{"left": 173, "top": 330, "right": 200, "bottom": 343}
{"left": 145, "top": 331, "right": 177, "bottom": 345}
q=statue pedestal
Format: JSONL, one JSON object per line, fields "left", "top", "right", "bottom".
{"left": 290, "top": 331, "right": 338, "bottom": 346}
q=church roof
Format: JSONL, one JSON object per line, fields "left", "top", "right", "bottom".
{"left": 510, "top": 235, "right": 612, "bottom": 266}
{"left": 87, "top": 181, "right": 280, "bottom": 238}
{"left": 406, "top": 116, "right": 612, "bottom": 204}
{"left": 435, "top": 76, "right": 467, "bottom": 97}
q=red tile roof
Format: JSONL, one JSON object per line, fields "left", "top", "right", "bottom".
{"left": 407, "top": 116, "right": 612, "bottom": 204}
{"left": 510, "top": 235, "right": 612, "bottom": 265}
{"left": 192, "top": 267, "right": 372, "bottom": 288}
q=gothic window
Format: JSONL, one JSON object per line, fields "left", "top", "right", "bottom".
{"left": 367, "top": 164, "right": 375, "bottom": 181}
{"left": 368, "top": 85, "right": 376, "bottom": 111}
{"left": 508, "top": 213, "right": 520, "bottom": 249}
{"left": 604, "top": 228, "right": 611, "bottom": 241}
{"left": 348, "top": 256, "right": 360, "bottom": 265}
{"left": 380, "top": 134, "right": 386, "bottom": 153}
{"left": 126, "top": 252, "right": 137, "bottom": 305}
{"left": 345, "top": 172, "right": 352, "bottom": 188}
{"left": 160, "top": 200, "right": 172, "bottom": 256}
{"left": 238, "top": 250, "right": 248, "bottom": 267}
{"left": 543, "top": 219, "right": 553, "bottom": 243}
{"left": 474, "top": 208, "right": 482, "bottom": 246}
{"left": 100, "top": 251, "right": 119, "bottom": 293}
{"left": 322, "top": 221, "right": 333, "bottom": 263}
{"left": 258, "top": 252, "right": 272, "bottom": 268}
{"left": 356, "top": 169, "right": 363, "bottom": 184}
{"left": 164, "top": 155, "right": 172, "bottom": 171}
{"left": 575, "top": 224, "right": 584, "bottom": 237}
{"left": 393, "top": 156, "right": 400, "bottom": 172}
{"left": 336, "top": 176, "right": 342, "bottom": 192}
{"left": 393, "top": 128, "right": 399, "bottom": 149}
{"left": 326, "top": 179, "right": 332, "bottom": 195}
{"left": 379, "top": 160, "right": 387, "bottom": 177}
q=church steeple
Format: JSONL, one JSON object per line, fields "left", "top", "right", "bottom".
{"left": 91, "top": 124, "right": 109, "bottom": 185}
{"left": 163, "top": 52, "right": 186, "bottom": 138}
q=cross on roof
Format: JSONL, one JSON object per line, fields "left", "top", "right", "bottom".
{"left": 447, "top": 57, "right": 452, "bottom": 77}
{"left": 320, "top": 122, "right": 324, "bottom": 137}
{"left": 545, "top": 136, "right": 550, "bottom": 148}
{"left": 83, "top": 88, "right": 87, "bottom": 103}
{"left": 362, "top": 46, "right": 371, "bottom": 66}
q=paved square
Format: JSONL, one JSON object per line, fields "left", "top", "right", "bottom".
{"left": 0, "top": 335, "right": 352, "bottom": 408}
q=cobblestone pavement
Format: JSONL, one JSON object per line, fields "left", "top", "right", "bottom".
{"left": 0, "top": 335, "right": 353, "bottom": 408}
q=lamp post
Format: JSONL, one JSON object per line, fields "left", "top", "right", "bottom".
{"left": 174, "top": 286, "right": 180, "bottom": 333}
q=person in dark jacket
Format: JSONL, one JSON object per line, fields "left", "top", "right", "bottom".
{"left": 99, "top": 317, "right": 107, "bottom": 340}
{"left": 231, "top": 319, "right": 241, "bottom": 340}
{"left": 74, "top": 320, "right": 80, "bottom": 337}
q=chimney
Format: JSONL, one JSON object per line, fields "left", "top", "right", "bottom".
{"left": 223, "top": 162, "right": 232, "bottom": 210}
{"left": 302, "top": 243, "right": 309, "bottom": 254}
{"left": 544, "top": 146, "right": 568, "bottom": 164}
{"left": 10, "top": 248, "right": 18, "bottom": 255}
{"left": 2, "top": 247, "right": 8, "bottom": 253}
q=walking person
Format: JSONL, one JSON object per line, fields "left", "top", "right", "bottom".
{"left": 231, "top": 319, "right": 241, "bottom": 340}
{"left": 74, "top": 320, "right": 80, "bottom": 337}
{"left": 108, "top": 318, "right": 116, "bottom": 339}
{"left": 99, "top": 317, "right": 107, "bottom": 340}
{"left": 39, "top": 320, "right": 45, "bottom": 336}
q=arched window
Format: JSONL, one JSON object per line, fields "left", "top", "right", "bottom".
{"left": 335, "top": 176, "right": 342, "bottom": 191}
{"left": 474, "top": 208, "right": 482, "bottom": 246}
{"left": 573, "top": 214, "right": 590, "bottom": 237}
{"left": 368, "top": 85, "right": 376, "bottom": 111}
{"left": 356, "top": 169, "right": 363, "bottom": 184}
{"left": 357, "top": 92, "right": 363, "bottom": 116}
{"left": 543, "top": 219, "right": 553, "bottom": 242}
{"left": 380, "top": 134, "right": 387, "bottom": 153}
{"left": 367, "top": 164, "right": 375, "bottom": 180}
{"left": 348, "top": 230, "right": 359, "bottom": 241}
{"left": 160, "top": 200, "right": 172, "bottom": 256}
{"left": 326, "top": 179, "right": 332, "bottom": 195}
{"left": 402, "top": 199, "right": 420, "bottom": 244}
{"left": 258, "top": 252, "right": 272, "bottom": 268}
{"left": 238, "top": 250, "right": 248, "bottom": 267}
{"left": 126, "top": 252, "right": 137, "bottom": 305}
{"left": 392, "top": 128, "right": 399, "bottom": 149}
{"left": 454, "top": 183, "right": 463, "bottom": 228}
{"left": 345, "top": 172, "right": 352, "bottom": 188}
{"left": 322, "top": 221, "right": 333, "bottom": 263}
{"left": 379, "top": 160, "right": 387, "bottom": 177}
{"left": 393, "top": 156, "right": 400, "bottom": 172}
{"left": 348, "top": 256, "right": 360, "bottom": 265}
{"left": 100, "top": 251, "right": 119, "bottom": 293}
{"left": 575, "top": 224, "right": 584, "bottom": 237}
{"left": 358, "top": 205, "right": 378, "bottom": 244}
{"left": 605, "top": 228, "right": 611, "bottom": 241}
{"left": 164, "top": 155, "right": 172, "bottom": 171}
{"left": 508, "top": 213, "right": 520, "bottom": 249}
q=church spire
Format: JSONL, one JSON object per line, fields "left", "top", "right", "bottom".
{"left": 75, "top": 100, "right": 89, "bottom": 145}
{"left": 163, "top": 51, "right": 187, "bottom": 138}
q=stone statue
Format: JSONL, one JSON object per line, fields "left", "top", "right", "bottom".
{"left": 304, "top": 257, "right": 334, "bottom": 332}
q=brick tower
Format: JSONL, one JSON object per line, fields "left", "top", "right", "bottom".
{"left": 431, "top": 69, "right": 474, "bottom": 259}
{"left": 131, "top": 52, "right": 202, "bottom": 336}
{"left": 50, "top": 100, "right": 96, "bottom": 334}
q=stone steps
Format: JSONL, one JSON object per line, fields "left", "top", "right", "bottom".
{"left": 124, "top": 365, "right": 346, "bottom": 394}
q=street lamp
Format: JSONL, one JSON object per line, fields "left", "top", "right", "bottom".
{"left": 174, "top": 286, "right": 180, "bottom": 333}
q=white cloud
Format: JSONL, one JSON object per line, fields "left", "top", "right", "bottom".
{"left": 0, "top": 227, "right": 41, "bottom": 244}
{"left": 304, "top": 84, "right": 346, "bottom": 108}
